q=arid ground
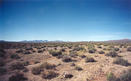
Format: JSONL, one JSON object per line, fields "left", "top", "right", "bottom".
{"left": 0, "top": 41, "right": 131, "bottom": 81}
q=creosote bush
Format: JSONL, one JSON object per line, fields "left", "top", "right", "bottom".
{"left": 42, "top": 71, "right": 59, "bottom": 79}
{"left": 32, "top": 66, "right": 42, "bottom": 75}
{"left": 99, "top": 50, "right": 105, "bottom": 54}
{"left": 10, "top": 54, "right": 20, "bottom": 59}
{"left": 0, "top": 49, "right": 6, "bottom": 57}
{"left": 0, "top": 67, "right": 7, "bottom": 75}
{"left": 11, "top": 62, "right": 25, "bottom": 70}
{"left": 49, "top": 50, "right": 62, "bottom": 57}
{"left": 75, "top": 66, "right": 83, "bottom": 71}
{"left": 32, "top": 62, "right": 56, "bottom": 75}
{"left": 107, "top": 72, "right": 117, "bottom": 81}
{"left": 113, "top": 57, "right": 130, "bottom": 66}
{"left": 62, "top": 56, "right": 72, "bottom": 62}
{"left": 64, "top": 74, "right": 73, "bottom": 78}
{"left": 127, "top": 47, "right": 131, "bottom": 52}
{"left": 107, "top": 69, "right": 131, "bottom": 81}
{"left": 9, "top": 73, "right": 28, "bottom": 81}
{"left": 114, "top": 48, "right": 119, "bottom": 51}
{"left": 0, "top": 59, "right": 5, "bottom": 66}
{"left": 85, "top": 57, "right": 96, "bottom": 62}
{"left": 106, "top": 51, "right": 118, "bottom": 57}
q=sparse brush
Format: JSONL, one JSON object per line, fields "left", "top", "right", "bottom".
{"left": 62, "top": 56, "right": 72, "bottom": 62}
{"left": 64, "top": 74, "right": 73, "bottom": 78}
{"left": 114, "top": 48, "right": 119, "bottom": 51}
{"left": 127, "top": 47, "right": 131, "bottom": 52}
{"left": 99, "top": 50, "right": 105, "bottom": 54}
{"left": 0, "top": 67, "right": 7, "bottom": 75}
{"left": 42, "top": 70, "right": 59, "bottom": 79}
{"left": 107, "top": 72, "right": 117, "bottom": 81}
{"left": 0, "top": 49, "right": 6, "bottom": 57}
{"left": 85, "top": 57, "right": 96, "bottom": 62}
{"left": 113, "top": 57, "right": 130, "bottom": 66}
{"left": 9, "top": 73, "right": 28, "bottom": 81}
{"left": 10, "top": 54, "right": 20, "bottom": 59}
{"left": 106, "top": 51, "right": 118, "bottom": 57}
{"left": 75, "top": 66, "right": 83, "bottom": 71}
{"left": 10, "top": 62, "right": 25, "bottom": 70}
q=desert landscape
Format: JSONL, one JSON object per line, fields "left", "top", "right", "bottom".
{"left": 0, "top": 40, "right": 131, "bottom": 81}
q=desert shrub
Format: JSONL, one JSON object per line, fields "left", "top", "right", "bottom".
{"left": 106, "top": 51, "right": 118, "bottom": 57}
{"left": 113, "top": 57, "right": 130, "bottom": 66}
{"left": 88, "top": 48, "right": 96, "bottom": 53}
{"left": 73, "top": 47, "right": 85, "bottom": 51}
{"left": 103, "top": 48, "right": 107, "bottom": 50}
{"left": 75, "top": 66, "right": 83, "bottom": 71}
{"left": 49, "top": 50, "right": 62, "bottom": 57}
{"left": 41, "top": 62, "right": 56, "bottom": 69}
{"left": 0, "top": 67, "right": 7, "bottom": 75}
{"left": 71, "top": 63, "right": 75, "bottom": 66}
{"left": 107, "top": 69, "right": 131, "bottom": 81}
{"left": 60, "top": 49, "right": 65, "bottom": 52}
{"left": 23, "top": 68, "right": 29, "bottom": 72}
{"left": 80, "top": 55, "right": 86, "bottom": 58}
{"left": 0, "top": 49, "right": 5, "bottom": 57}
{"left": 85, "top": 57, "right": 96, "bottom": 62}
{"left": 0, "top": 59, "right": 5, "bottom": 66}
{"left": 25, "top": 48, "right": 33, "bottom": 50}
{"left": 38, "top": 50, "right": 44, "bottom": 53}
{"left": 24, "top": 51, "right": 32, "bottom": 54}
{"left": 64, "top": 74, "right": 73, "bottom": 78}
{"left": 97, "top": 45, "right": 102, "bottom": 48}
{"left": 32, "top": 66, "right": 42, "bottom": 75}
{"left": 127, "top": 47, "right": 131, "bottom": 52}
{"left": 10, "top": 54, "right": 20, "bottom": 59}
{"left": 119, "top": 69, "right": 131, "bottom": 81}
{"left": 99, "top": 50, "right": 105, "bottom": 54}
{"left": 16, "top": 49, "right": 23, "bottom": 53}
{"left": 22, "top": 61, "right": 29, "bottom": 66}
{"left": 42, "top": 71, "right": 59, "bottom": 79}
{"left": 11, "top": 62, "right": 25, "bottom": 70}
{"left": 62, "top": 56, "right": 72, "bottom": 62}
{"left": 114, "top": 48, "right": 119, "bottom": 51}
{"left": 107, "top": 72, "right": 117, "bottom": 81}
{"left": 56, "top": 54, "right": 64, "bottom": 59}
{"left": 9, "top": 73, "right": 28, "bottom": 81}
{"left": 69, "top": 53, "right": 78, "bottom": 58}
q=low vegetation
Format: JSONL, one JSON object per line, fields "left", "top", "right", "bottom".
{"left": 9, "top": 73, "right": 28, "bottom": 81}
{"left": 113, "top": 57, "right": 130, "bottom": 66}
{"left": 42, "top": 70, "right": 59, "bottom": 79}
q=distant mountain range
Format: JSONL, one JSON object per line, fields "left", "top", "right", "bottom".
{"left": 0, "top": 39, "right": 131, "bottom": 43}
{"left": 105, "top": 39, "right": 131, "bottom": 43}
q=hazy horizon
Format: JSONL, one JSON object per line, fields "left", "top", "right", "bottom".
{"left": 0, "top": 0, "right": 131, "bottom": 41}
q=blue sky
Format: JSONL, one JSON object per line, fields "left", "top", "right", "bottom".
{"left": 0, "top": 0, "right": 131, "bottom": 41}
